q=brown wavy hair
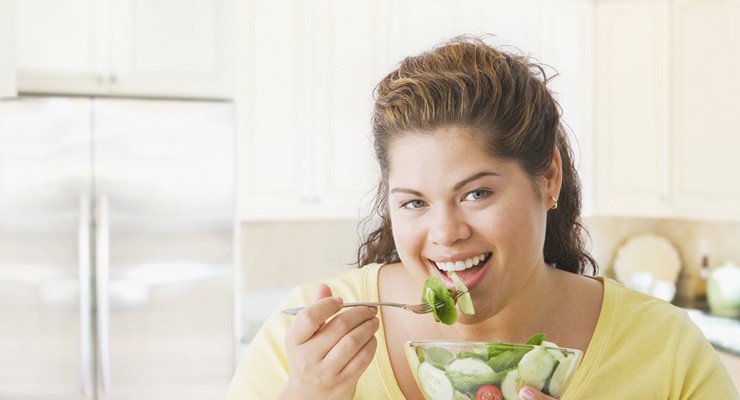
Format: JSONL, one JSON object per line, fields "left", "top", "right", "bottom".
{"left": 357, "top": 36, "right": 597, "bottom": 275}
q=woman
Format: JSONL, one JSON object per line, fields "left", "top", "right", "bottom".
{"left": 225, "top": 37, "right": 738, "bottom": 400}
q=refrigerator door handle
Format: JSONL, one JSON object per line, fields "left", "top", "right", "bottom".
{"left": 78, "top": 195, "right": 93, "bottom": 396}
{"left": 95, "top": 195, "right": 111, "bottom": 394}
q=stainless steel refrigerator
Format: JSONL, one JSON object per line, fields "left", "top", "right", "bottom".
{"left": 0, "top": 97, "right": 234, "bottom": 399}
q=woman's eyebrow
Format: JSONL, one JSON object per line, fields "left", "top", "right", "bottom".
{"left": 389, "top": 171, "right": 500, "bottom": 196}
{"left": 453, "top": 171, "right": 501, "bottom": 191}
{"left": 389, "top": 187, "right": 423, "bottom": 196}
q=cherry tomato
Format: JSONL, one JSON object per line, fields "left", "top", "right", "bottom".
{"left": 475, "top": 384, "right": 503, "bottom": 400}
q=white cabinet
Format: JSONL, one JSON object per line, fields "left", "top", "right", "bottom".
{"left": 15, "top": 0, "right": 235, "bottom": 99}
{"left": 593, "top": 0, "right": 671, "bottom": 217}
{"left": 672, "top": 0, "right": 740, "bottom": 219}
{"left": 236, "top": 0, "right": 382, "bottom": 220}
{"left": 593, "top": 0, "right": 740, "bottom": 220}
{"left": 237, "top": 0, "right": 594, "bottom": 220}
{"left": 0, "top": 0, "right": 16, "bottom": 98}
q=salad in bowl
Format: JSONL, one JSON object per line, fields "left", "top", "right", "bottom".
{"left": 405, "top": 336, "right": 581, "bottom": 400}
{"left": 409, "top": 275, "right": 582, "bottom": 399}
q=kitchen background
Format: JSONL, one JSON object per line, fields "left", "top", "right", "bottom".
{"left": 1, "top": 0, "right": 739, "bottom": 398}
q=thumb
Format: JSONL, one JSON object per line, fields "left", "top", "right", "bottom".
{"left": 519, "top": 386, "right": 556, "bottom": 400}
{"left": 313, "top": 283, "right": 334, "bottom": 301}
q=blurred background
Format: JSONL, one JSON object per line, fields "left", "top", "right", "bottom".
{"left": 1, "top": 0, "right": 739, "bottom": 398}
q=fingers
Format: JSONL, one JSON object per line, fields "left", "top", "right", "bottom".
{"left": 282, "top": 284, "right": 380, "bottom": 397}
{"left": 322, "top": 307, "right": 379, "bottom": 372}
{"left": 287, "top": 294, "right": 343, "bottom": 345}
{"left": 335, "top": 318, "right": 379, "bottom": 379}
{"left": 313, "top": 283, "right": 333, "bottom": 301}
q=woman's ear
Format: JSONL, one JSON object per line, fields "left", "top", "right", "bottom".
{"left": 543, "top": 146, "right": 563, "bottom": 205}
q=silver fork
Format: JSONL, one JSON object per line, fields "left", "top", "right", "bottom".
{"left": 281, "top": 290, "right": 467, "bottom": 316}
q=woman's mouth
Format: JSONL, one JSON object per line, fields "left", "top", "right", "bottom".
{"left": 433, "top": 252, "right": 491, "bottom": 272}
{"left": 430, "top": 252, "right": 493, "bottom": 290}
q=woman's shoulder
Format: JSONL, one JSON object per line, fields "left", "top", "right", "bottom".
{"left": 569, "top": 277, "right": 738, "bottom": 399}
{"left": 601, "top": 277, "right": 689, "bottom": 322}
{"left": 594, "top": 276, "right": 703, "bottom": 347}
{"left": 593, "top": 277, "right": 698, "bottom": 336}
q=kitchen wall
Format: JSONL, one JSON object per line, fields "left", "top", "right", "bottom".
{"left": 238, "top": 219, "right": 362, "bottom": 344}
{"left": 240, "top": 220, "right": 361, "bottom": 292}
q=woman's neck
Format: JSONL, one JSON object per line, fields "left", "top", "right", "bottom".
{"left": 433, "top": 263, "right": 566, "bottom": 343}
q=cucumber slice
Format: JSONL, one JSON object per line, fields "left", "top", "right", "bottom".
{"left": 418, "top": 362, "right": 454, "bottom": 400}
{"left": 501, "top": 369, "right": 521, "bottom": 400}
{"left": 547, "top": 353, "right": 578, "bottom": 398}
{"left": 517, "top": 346, "right": 556, "bottom": 390}
{"left": 542, "top": 341, "right": 566, "bottom": 361}
{"left": 449, "top": 272, "right": 475, "bottom": 315}
{"left": 447, "top": 357, "right": 496, "bottom": 376}
{"left": 446, "top": 357, "right": 496, "bottom": 390}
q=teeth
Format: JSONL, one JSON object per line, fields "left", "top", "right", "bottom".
{"left": 434, "top": 252, "right": 489, "bottom": 272}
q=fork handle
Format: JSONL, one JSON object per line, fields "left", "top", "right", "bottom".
{"left": 281, "top": 302, "right": 400, "bottom": 316}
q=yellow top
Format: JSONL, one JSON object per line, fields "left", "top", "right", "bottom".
{"left": 224, "top": 263, "right": 739, "bottom": 399}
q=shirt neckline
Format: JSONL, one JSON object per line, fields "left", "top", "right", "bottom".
{"left": 562, "top": 276, "right": 616, "bottom": 398}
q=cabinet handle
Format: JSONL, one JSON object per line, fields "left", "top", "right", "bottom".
{"left": 95, "top": 195, "right": 111, "bottom": 394}
{"left": 109, "top": 74, "right": 118, "bottom": 85}
{"left": 96, "top": 75, "right": 106, "bottom": 85}
{"left": 78, "top": 195, "right": 93, "bottom": 396}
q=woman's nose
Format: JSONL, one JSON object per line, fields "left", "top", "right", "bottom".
{"left": 428, "top": 208, "right": 471, "bottom": 246}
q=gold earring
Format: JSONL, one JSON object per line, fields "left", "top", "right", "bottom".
{"left": 551, "top": 196, "right": 558, "bottom": 210}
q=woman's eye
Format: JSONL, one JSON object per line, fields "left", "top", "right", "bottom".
{"left": 463, "top": 190, "right": 491, "bottom": 201}
{"left": 401, "top": 199, "right": 426, "bottom": 209}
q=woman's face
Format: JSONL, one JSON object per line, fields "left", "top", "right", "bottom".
{"left": 387, "top": 126, "right": 552, "bottom": 320}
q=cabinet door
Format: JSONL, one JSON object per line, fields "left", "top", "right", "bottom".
{"left": 311, "top": 0, "right": 383, "bottom": 217}
{"left": 108, "top": 0, "right": 234, "bottom": 99}
{"left": 673, "top": 0, "right": 740, "bottom": 220}
{"left": 0, "top": 0, "right": 17, "bottom": 98}
{"left": 15, "top": 0, "right": 234, "bottom": 99}
{"left": 593, "top": 0, "right": 671, "bottom": 216}
{"left": 236, "top": 0, "right": 309, "bottom": 219}
{"left": 238, "top": 0, "right": 383, "bottom": 220}
{"left": 15, "top": 0, "right": 109, "bottom": 95}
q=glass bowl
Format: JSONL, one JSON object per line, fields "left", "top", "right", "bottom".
{"left": 405, "top": 340, "right": 582, "bottom": 400}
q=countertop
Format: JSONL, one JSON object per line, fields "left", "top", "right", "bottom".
{"left": 674, "top": 297, "right": 740, "bottom": 357}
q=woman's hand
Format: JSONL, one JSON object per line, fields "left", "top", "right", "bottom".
{"left": 518, "top": 386, "right": 557, "bottom": 400}
{"left": 279, "top": 284, "right": 379, "bottom": 400}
